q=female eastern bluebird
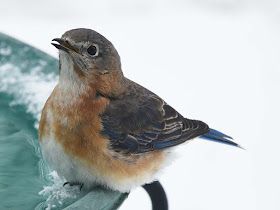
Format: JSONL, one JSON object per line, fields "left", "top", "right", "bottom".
{"left": 39, "top": 28, "right": 240, "bottom": 193}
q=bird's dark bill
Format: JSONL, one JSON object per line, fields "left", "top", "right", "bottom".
{"left": 51, "top": 38, "right": 81, "bottom": 55}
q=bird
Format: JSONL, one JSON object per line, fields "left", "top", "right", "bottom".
{"left": 39, "top": 28, "right": 240, "bottom": 193}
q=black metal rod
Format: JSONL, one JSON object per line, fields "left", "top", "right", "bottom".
{"left": 142, "top": 181, "right": 168, "bottom": 210}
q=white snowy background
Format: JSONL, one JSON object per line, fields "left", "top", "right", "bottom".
{"left": 1, "top": 0, "right": 280, "bottom": 209}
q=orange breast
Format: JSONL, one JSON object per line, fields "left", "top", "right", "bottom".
{"left": 39, "top": 86, "right": 165, "bottom": 182}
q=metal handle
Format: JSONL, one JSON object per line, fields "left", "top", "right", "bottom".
{"left": 142, "top": 181, "right": 168, "bottom": 210}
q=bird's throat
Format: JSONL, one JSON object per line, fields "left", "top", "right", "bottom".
{"left": 58, "top": 53, "right": 89, "bottom": 96}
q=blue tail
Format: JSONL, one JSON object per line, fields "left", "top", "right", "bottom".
{"left": 200, "top": 128, "right": 243, "bottom": 149}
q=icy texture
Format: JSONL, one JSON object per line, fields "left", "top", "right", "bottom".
{"left": 0, "top": 63, "right": 58, "bottom": 128}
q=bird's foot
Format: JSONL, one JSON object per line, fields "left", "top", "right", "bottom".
{"left": 63, "top": 181, "right": 84, "bottom": 191}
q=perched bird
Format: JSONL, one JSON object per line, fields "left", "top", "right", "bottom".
{"left": 39, "top": 28, "right": 240, "bottom": 193}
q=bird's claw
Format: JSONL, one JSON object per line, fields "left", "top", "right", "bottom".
{"left": 63, "top": 181, "right": 84, "bottom": 191}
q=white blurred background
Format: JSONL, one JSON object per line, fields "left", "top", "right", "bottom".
{"left": 1, "top": 0, "right": 280, "bottom": 209}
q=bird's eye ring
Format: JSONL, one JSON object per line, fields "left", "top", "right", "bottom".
{"left": 87, "top": 45, "right": 98, "bottom": 56}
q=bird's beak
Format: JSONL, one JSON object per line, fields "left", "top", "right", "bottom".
{"left": 51, "top": 38, "right": 82, "bottom": 55}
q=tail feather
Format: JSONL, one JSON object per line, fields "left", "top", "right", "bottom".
{"left": 200, "top": 128, "right": 243, "bottom": 149}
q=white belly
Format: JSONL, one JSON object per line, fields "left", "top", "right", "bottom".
{"left": 40, "top": 135, "right": 97, "bottom": 187}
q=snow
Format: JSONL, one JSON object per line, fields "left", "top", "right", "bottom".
{"left": 39, "top": 171, "right": 81, "bottom": 209}
{"left": 0, "top": 63, "right": 58, "bottom": 128}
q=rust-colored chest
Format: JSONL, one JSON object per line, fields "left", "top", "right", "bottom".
{"left": 39, "top": 86, "right": 110, "bottom": 160}
{"left": 39, "top": 86, "right": 165, "bottom": 186}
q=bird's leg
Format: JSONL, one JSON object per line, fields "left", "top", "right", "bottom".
{"left": 63, "top": 181, "right": 84, "bottom": 191}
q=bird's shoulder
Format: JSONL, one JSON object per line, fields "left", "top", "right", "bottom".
{"left": 100, "top": 79, "right": 163, "bottom": 131}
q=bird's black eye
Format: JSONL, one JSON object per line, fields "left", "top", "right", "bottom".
{"left": 87, "top": 45, "right": 98, "bottom": 56}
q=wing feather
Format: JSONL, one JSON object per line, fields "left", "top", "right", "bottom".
{"left": 100, "top": 83, "right": 210, "bottom": 154}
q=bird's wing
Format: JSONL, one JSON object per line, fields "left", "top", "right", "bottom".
{"left": 100, "top": 88, "right": 210, "bottom": 154}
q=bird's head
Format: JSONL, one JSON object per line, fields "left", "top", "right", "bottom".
{"left": 52, "top": 28, "right": 124, "bottom": 97}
